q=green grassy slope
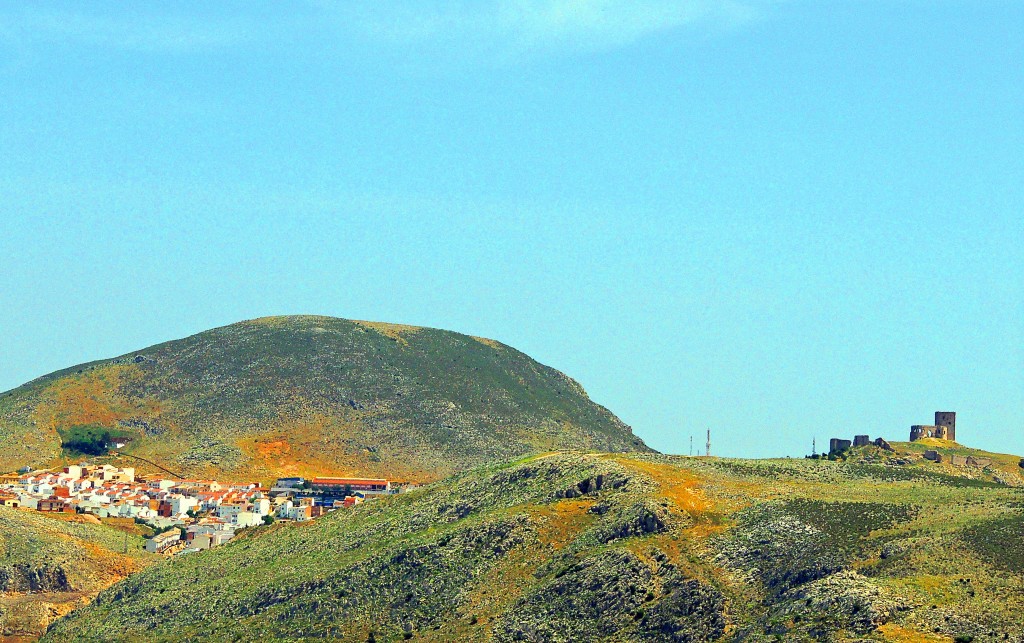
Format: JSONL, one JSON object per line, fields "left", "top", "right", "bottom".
{"left": 0, "top": 509, "right": 155, "bottom": 640}
{"left": 44, "top": 450, "right": 1024, "bottom": 642}
{"left": 0, "top": 316, "right": 650, "bottom": 481}
{"left": 831, "top": 438, "right": 1024, "bottom": 487}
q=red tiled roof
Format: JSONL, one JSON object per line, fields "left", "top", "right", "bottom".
{"left": 311, "top": 477, "right": 388, "bottom": 485}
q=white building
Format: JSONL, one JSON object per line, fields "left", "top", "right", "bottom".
{"left": 232, "top": 511, "right": 263, "bottom": 528}
{"left": 149, "top": 479, "right": 177, "bottom": 492}
{"left": 217, "top": 503, "right": 246, "bottom": 521}
{"left": 101, "top": 466, "right": 135, "bottom": 483}
{"left": 145, "top": 530, "right": 181, "bottom": 554}
{"left": 168, "top": 495, "right": 199, "bottom": 516}
{"left": 251, "top": 497, "right": 271, "bottom": 516}
{"left": 187, "top": 524, "right": 236, "bottom": 550}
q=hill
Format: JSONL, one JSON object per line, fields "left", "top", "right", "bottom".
{"left": 0, "top": 509, "right": 154, "bottom": 640}
{"left": 44, "top": 450, "right": 1024, "bottom": 642}
{"left": 0, "top": 316, "right": 650, "bottom": 481}
{"left": 830, "top": 438, "right": 1024, "bottom": 487}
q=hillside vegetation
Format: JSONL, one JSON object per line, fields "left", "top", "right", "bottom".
{"left": 0, "top": 316, "right": 649, "bottom": 481}
{"left": 0, "top": 509, "right": 154, "bottom": 641}
{"left": 819, "top": 438, "right": 1024, "bottom": 488}
{"left": 44, "top": 450, "right": 1024, "bottom": 642}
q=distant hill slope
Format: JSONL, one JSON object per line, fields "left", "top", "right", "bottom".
{"left": 0, "top": 316, "right": 650, "bottom": 480}
{"left": 0, "top": 509, "right": 154, "bottom": 640}
{"left": 44, "top": 451, "right": 1024, "bottom": 642}
{"left": 842, "top": 437, "right": 1024, "bottom": 486}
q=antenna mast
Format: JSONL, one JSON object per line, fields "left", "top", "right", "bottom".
{"left": 689, "top": 435, "right": 693, "bottom": 457}
{"left": 706, "top": 428, "right": 711, "bottom": 457}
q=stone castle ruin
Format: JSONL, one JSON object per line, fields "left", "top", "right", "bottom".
{"left": 922, "top": 450, "right": 991, "bottom": 467}
{"left": 910, "top": 411, "right": 956, "bottom": 442}
{"left": 820, "top": 410, "right": 992, "bottom": 469}
{"left": 828, "top": 435, "right": 892, "bottom": 455}
{"left": 825, "top": 410, "right": 958, "bottom": 457}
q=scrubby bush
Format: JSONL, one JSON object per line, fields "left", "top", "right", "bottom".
{"left": 59, "top": 424, "right": 130, "bottom": 456}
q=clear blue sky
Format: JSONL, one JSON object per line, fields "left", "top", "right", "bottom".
{"left": 1, "top": 2, "right": 1021, "bottom": 458}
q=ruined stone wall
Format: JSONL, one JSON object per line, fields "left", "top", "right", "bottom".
{"left": 935, "top": 412, "right": 956, "bottom": 442}
{"left": 910, "top": 425, "right": 939, "bottom": 441}
{"left": 829, "top": 438, "right": 852, "bottom": 453}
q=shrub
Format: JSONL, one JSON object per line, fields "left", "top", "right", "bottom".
{"left": 59, "top": 424, "right": 130, "bottom": 456}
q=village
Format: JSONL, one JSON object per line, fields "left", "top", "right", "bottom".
{"left": 0, "top": 463, "right": 403, "bottom": 556}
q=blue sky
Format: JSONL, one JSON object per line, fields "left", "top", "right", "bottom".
{"left": 1, "top": 1, "right": 1021, "bottom": 458}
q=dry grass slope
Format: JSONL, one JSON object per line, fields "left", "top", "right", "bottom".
{"left": 41, "top": 446, "right": 1024, "bottom": 642}
{"left": 0, "top": 508, "right": 155, "bottom": 641}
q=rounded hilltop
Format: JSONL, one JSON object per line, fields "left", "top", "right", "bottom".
{"left": 0, "top": 315, "right": 652, "bottom": 481}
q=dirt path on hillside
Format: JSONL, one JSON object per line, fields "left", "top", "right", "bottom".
{"left": 1, "top": 590, "right": 91, "bottom": 642}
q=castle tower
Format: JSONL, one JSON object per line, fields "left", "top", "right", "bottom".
{"left": 935, "top": 411, "right": 956, "bottom": 442}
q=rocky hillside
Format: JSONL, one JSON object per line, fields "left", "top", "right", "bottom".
{"left": 43, "top": 450, "right": 1024, "bottom": 642}
{"left": 0, "top": 316, "right": 650, "bottom": 481}
{"left": 0, "top": 509, "right": 154, "bottom": 641}
{"left": 844, "top": 437, "right": 1024, "bottom": 486}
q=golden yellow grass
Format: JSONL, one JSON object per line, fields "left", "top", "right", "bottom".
{"left": 246, "top": 315, "right": 334, "bottom": 327}
{"left": 30, "top": 363, "right": 164, "bottom": 434}
{"left": 471, "top": 336, "right": 503, "bottom": 349}
{"left": 351, "top": 320, "right": 422, "bottom": 344}
{"left": 235, "top": 412, "right": 442, "bottom": 484}
{"left": 610, "top": 457, "right": 739, "bottom": 536}
{"left": 617, "top": 459, "right": 711, "bottom": 514}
